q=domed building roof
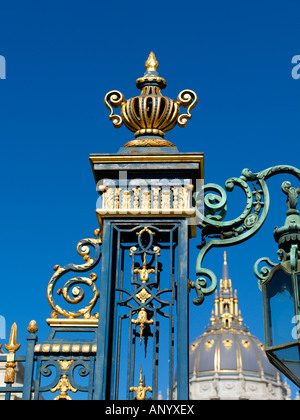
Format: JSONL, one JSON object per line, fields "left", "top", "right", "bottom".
{"left": 187, "top": 252, "right": 291, "bottom": 400}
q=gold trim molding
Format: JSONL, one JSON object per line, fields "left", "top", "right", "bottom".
{"left": 46, "top": 318, "right": 99, "bottom": 327}
{"left": 90, "top": 153, "right": 204, "bottom": 164}
{"left": 123, "top": 138, "right": 175, "bottom": 148}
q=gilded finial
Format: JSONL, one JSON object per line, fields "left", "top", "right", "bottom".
{"left": 27, "top": 320, "right": 38, "bottom": 334}
{"left": 4, "top": 322, "right": 21, "bottom": 383}
{"left": 104, "top": 52, "right": 198, "bottom": 147}
{"left": 224, "top": 251, "right": 227, "bottom": 264}
{"left": 145, "top": 51, "right": 159, "bottom": 73}
{"left": 5, "top": 323, "right": 21, "bottom": 353}
{"left": 129, "top": 365, "right": 152, "bottom": 400}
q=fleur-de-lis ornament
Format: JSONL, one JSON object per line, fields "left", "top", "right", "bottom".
{"left": 129, "top": 365, "right": 152, "bottom": 400}
{"left": 131, "top": 308, "right": 154, "bottom": 345}
{"left": 134, "top": 253, "right": 155, "bottom": 283}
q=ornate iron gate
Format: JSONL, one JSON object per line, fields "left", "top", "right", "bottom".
{"left": 1, "top": 52, "right": 298, "bottom": 400}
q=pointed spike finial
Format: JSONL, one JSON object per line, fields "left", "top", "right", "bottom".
{"left": 4, "top": 322, "right": 21, "bottom": 383}
{"left": 222, "top": 251, "right": 229, "bottom": 281}
{"left": 5, "top": 322, "right": 21, "bottom": 353}
{"left": 145, "top": 51, "right": 159, "bottom": 73}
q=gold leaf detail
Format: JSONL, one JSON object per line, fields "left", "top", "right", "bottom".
{"left": 145, "top": 51, "right": 158, "bottom": 72}
{"left": 129, "top": 365, "right": 152, "bottom": 400}
{"left": 135, "top": 288, "right": 152, "bottom": 304}
{"left": 204, "top": 340, "right": 214, "bottom": 351}
{"left": 242, "top": 339, "right": 251, "bottom": 349}
{"left": 223, "top": 339, "right": 233, "bottom": 350}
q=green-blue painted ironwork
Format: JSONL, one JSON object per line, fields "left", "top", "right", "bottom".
{"left": 191, "top": 165, "right": 300, "bottom": 306}
{"left": 253, "top": 178, "right": 300, "bottom": 387}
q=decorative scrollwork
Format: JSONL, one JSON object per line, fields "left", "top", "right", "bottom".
{"left": 118, "top": 226, "right": 170, "bottom": 313}
{"left": 192, "top": 165, "right": 300, "bottom": 306}
{"left": 39, "top": 361, "right": 62, "bottom": 392}
{"left": 202, "top": 183, "right": 227, "bottom": 222}
{"left": 104, "top": 90, "right": 125, "bottom": 128}
{"left": 253, "top": 257, "right": 277, "bottom": 290}
{"left": 47, "top": 229, "right": 102, "bottom": 319}
{"left": 241, "top": 165, "right": 300, "bottom": 182}
{"left": 196, "top": 177, "right": 255, "bottom": 236}
{"left": 189, "top": 273, "right": 217, "bottom": 306}
{"left": 40, "top": 359, "right": 91, "bottom": 399}
{"left": 68, "top": 360, "right": 91, "bottom": 393}
{"left": 177, "top": 89, "right": 198, "bottom": 128}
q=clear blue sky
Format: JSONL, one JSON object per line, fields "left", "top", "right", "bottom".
{"left": 0, "top": 0, "right": 299, "bottom": 397}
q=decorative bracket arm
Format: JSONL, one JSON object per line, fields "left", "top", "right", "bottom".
{"left": 192, "top": 165, "right": 300, "bottom": 306}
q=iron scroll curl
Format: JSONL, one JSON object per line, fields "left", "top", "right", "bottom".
{"left": 177, "top": 89, "right": 198, "bottom": 128}
{"left": 104, "top": 90, "right": 125, "bottom": 128}
{"left": 47, "top": 229, "right": 102, "bottom": 319}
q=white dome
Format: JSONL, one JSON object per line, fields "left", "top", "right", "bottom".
{"left": 190, "top": 329, "right": 279, "bottom": 380}
{"left": 175, "top": 252, "right": 292, "bottom": 400}
{"left": 188, "top": 328, "right": 290, "bottom": 400}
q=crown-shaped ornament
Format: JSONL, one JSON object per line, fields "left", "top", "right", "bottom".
{"left": 104, "top": 52, "right": 198, "bottom": 147}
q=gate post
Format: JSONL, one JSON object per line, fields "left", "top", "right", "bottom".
{"left": 176, "top": 218, "right": 190, "bottom": 400}
{"left": 90, "top": 52, "right": 200, "bottom": 400}
{"left": 22, "top": 322, "right": 38, "bottom": 400}
{"left": 94, "top": 220, "right": 113, "bottom": 400}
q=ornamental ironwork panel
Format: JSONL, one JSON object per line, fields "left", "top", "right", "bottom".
{"left": 0, "top": 164, "right": 299, "bottom": 400}
{"left": 0, "top": 50, "right": 299, "bottom": 400}
{"left": 106, "top": 222, "right": 179, "bottom": 400}
{"left": 0, "top": 230, "right": 102, "bottom": 400}
{"left": 94, "top": 219, "right": 189, "bottom": 400}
